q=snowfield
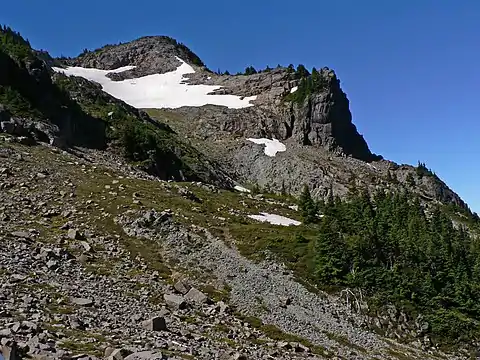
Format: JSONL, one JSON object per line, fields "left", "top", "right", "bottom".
{"left": 248, "top": 212, "right": 301, "bottom": 226}
{"left": 52, "top": 57, "right": 257, "bottom": 109}
{"left": 246, "top": 138, "right": 286, "bottom": 157}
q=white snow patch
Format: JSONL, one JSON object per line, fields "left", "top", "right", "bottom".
{"left": 288, "top": 205, "right": 299, "bottom": 211}
{"left": 52, "top": 58, "right": 257, "bottom": 109}
{"left": 107, "top": 111, "right": 114, "bottom": 116}
{"left": 248, "top": 212, "right": 301, "bottom": 226}
{"left": 234, "top": 185, "right": 251, "bottom": 193}
{"left": 207, "top": 76, "right": 212, "bottom": 80}
{"left": 290, "top": 86, "right": 298, "bottom": 93}
{"left": 246, "top": 138, "right": 286, "bottom": 157}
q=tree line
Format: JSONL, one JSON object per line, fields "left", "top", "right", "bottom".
{"left": 297, "top": 185, "right": 480, "bottom": 344}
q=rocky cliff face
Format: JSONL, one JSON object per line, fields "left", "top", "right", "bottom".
{"left": 284, "top": 71, "right": 379, "bottom": 162}
{"left": 62, "top": 37, "right": 377, "bottom": 162}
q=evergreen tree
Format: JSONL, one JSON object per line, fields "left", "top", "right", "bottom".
{"left": 298, "top": 185, "right": 318, "bottom": 224}
{"left": 311, "top": 67, "right": 320, "bottom": 85}
{"left": 244, "top": 66, "right": 257, "bottom": 75}
{"left": 295, "top": 64, "right": 310, "bottom": 79}
{"left": 281, "top": 180, "right": 287, "bottom": 196}
{"left": 314, "top": 216, "right": 347, "bottom": 284}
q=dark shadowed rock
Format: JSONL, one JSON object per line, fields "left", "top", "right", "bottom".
{"left": 141, "top": 316, "right": 167, "bottom": 331}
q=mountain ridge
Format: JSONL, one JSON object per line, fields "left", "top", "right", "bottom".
{"left": 1, "top": 29, "right": 474, "bottom": 212}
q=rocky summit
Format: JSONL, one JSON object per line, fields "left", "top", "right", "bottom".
{"left": 1, "top": 26, "right": 480, "bottom": 360}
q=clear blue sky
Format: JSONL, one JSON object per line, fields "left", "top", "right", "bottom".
{"left": 3, "top": 1, "right": 480, "bottom": 211}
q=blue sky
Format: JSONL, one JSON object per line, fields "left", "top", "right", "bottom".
{"left": 3, "top": 1, "right": 480, "bottom": 211}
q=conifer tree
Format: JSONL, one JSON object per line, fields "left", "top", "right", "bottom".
{"left": 296, "top": 64, "right": 310, "bottom": 79}
{"left": 314, "top": 216, "right": 346, "bottom": 284}
{"left": 299, "top": 185, "right": 318, "bottom": 224}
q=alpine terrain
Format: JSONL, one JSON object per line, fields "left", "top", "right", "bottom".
{"left": 1, "top": 26, "right": 480, "bottom": 360}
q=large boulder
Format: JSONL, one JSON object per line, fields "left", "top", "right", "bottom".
{"left": 163, "top": 294, "right": 187, "bottom": 310}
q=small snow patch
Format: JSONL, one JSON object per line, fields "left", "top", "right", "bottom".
{"left": 290, "top": 86, "right": 298, "bottom": 93}
{"left": 247, "top": 138, "right": 286, "bottom": 157}
{"left": 234, "top": 185, "right": 251, "bottom": 193}
{"left": 288, "top": 205, "right": 299, "bottom": 211}
{"left": 248, "top": 212, "right": 301, "bottom": 226}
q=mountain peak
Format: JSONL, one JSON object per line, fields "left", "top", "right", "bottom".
{"left": 63, "top": 35, "right": 205, "bottom": 75}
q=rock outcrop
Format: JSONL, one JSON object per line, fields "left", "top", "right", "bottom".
{"left": 63, "top": 36, "right": 206, "bottom": 78}
{"left": 285, "top": 72, "right": 379, "bottom": 162}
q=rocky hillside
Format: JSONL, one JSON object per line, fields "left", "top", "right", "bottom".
{"left": 2, "top": 26, "right": 480, "bottom": 360}
{"left": 56, "top": 36, "right": 471, "bottom": 212}
{"left": 0, "top": 27, "right": 232, "bottom": 186}
{"left": 1, "top": 135, "right": 471, "bottom": 360}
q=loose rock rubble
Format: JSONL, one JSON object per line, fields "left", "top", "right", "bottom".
{"left": 0, "top": 141, "right": 466, "bottom": 360}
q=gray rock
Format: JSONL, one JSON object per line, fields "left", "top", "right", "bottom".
{"left": 80, "top": 241, "right": 92, "bottom": 253}
{"left": 46, "top": 260, "right": 58, "bottom": 270}
{"left": 230, "top": 353, "right": 248, "bottom": 360}
{"left": 10, "top": 231, "right": 31, "bottom": 239}
{"left": 279, "top": 296, "right": 292, "bottom": 308}
{"left": 141, "top": 316, "right": 167, "bottom": 331}
{"left": 173, "top": 280, "right": 190, "bottom": 295}
{"left": 104, "top": 347, "right": 115, "bottom": 358}
{"left": 107, "top": 348, "right": 132, "bottom": 360}
{"left": 0, "top": 328, "right": 12, "bottom": 337}
{"left": 163, "top": 294, "right": 187, "bottom": 310}
{"left": 67, "top": 229, "right": 82, "bottom": 240}
{"left": 1, "top": 340, "right": 20, "bottom": 360}
{"left": 124, "top": 351, "right": 163, "bottom": 360}
{"left": 70, "top": 297, "right": 94, "bottom": 307}
{"left": 185, "top": 287, "right": 208, "bottom": 305}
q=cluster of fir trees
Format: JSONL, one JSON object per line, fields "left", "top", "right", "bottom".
{"left": 297, "top": 185, "right": 480, "bottom": 343}
{"left": 0, "top": 25, "right": 33, "bottom": 62}
{"left": 285, "top": 64, "right": 330, "bottom": 103}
